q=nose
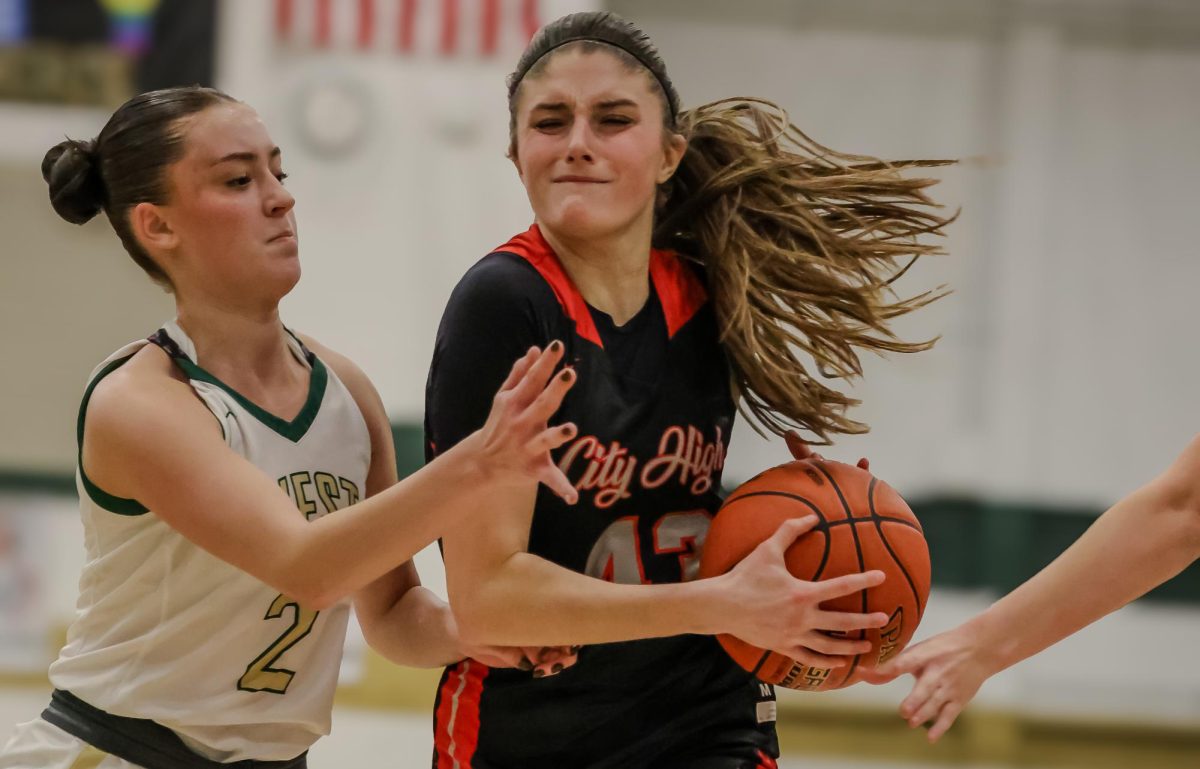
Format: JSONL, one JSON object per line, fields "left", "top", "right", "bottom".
{"left": 265, "top": 175, "right": 295, "bottom": 217}
{"left": 564, "top": 119, "right": 595, "bottom": 164}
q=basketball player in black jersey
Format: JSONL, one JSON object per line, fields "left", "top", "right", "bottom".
{"left": 424, "top": 12, "right": 955, "bottom": 769}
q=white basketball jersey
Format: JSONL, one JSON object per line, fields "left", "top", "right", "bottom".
{"left": 48, "top": 320, "right": 371, "bottom": 762}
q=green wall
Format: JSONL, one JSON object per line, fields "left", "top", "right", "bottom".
{"left": 3, "top": 423, "right": 1196, "bottom": 606}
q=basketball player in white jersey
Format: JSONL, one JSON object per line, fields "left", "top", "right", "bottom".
{"left": 0, "top": 86, "right": 579, "bottom": 769}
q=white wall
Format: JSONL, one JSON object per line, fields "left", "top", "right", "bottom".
{"left": 3, "top": 1, "right": 1199, "bottom": 507}
{"left": 213, "top": 0, "right": 1200, "bottom": 508}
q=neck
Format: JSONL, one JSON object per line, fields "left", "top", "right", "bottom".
{"left": 173, "top": 296, "right": 297, "bottom": 386}
{"left": 540, "top": 210, "right": 655, "bottom": 326}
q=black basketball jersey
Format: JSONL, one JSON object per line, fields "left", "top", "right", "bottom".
{"left": 425, "top": 225, "right": 779, "bottom": 769}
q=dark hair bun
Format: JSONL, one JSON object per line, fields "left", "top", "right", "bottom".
{"left": 42, "top": 139, "right": 104, "bottom": 224}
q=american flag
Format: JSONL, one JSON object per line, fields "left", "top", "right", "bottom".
{"left": 274, "top": 0, "right": 543, "bottom": 57}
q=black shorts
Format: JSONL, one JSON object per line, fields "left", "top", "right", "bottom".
{"left": 653, "top": 748, "right": 778, "bottom": 769}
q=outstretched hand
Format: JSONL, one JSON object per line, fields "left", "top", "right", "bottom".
{"left": 476, "top": 342, "right": 579, "bottom": 504}
{"left": 860, "top": 624, "right": 992, "bottom": 742}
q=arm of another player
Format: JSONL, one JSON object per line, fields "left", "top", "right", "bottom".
{"left": 864, "top": 435, "right": 1200, "bottom": 742}
{"left": 311, "top": 339, "right": 461, "bottom": 668}
{"left": 83, "top": 342, "right": 576, "bottom": 611}
{"left": 315, "top": 340, "right": 573, "bottom": 672}
{"left": 444, "top": 492, "right": 886, "bottom": 663}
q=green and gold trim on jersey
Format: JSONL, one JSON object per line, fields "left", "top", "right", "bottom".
{"left": 76, "top": 327, "right": 330, "bottom": 515}
{"left": 163, "top": 328, "right": 328, "bottom": 444}
{"left": 76, "top": 354, "right": 148, "bottom": 516}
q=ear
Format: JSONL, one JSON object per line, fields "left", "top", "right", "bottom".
{"left": 658, "top": 133, "right": 688, "bottom": 184}
{"left": 508, "top": 144, "right": 524, "bottom": 181}
{"left": 129, "top": 201, "right": 179, "bottom": 254}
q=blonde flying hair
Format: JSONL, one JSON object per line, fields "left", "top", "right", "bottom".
{"left": 509, "top": 13, "right": 955, "bottom": 443}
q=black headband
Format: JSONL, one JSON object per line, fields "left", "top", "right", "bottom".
{"left": 510, "top": 35, "right": 681, "bottom": 120}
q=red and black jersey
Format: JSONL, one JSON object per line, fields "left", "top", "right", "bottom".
{"left": 425, "top": 225, "right": 778, "bottom": 769}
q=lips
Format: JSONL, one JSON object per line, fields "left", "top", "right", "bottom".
{"left": 553, "top": 176, "right": 607, "bottom": 184}
{"left": 268, "top": 231, "right": 295, "bottom": 242}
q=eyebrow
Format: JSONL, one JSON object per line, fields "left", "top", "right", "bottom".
{"left": 530, "top": 99, "right": 640, "bottom": 113}
{"left": 596, "top": 99, "right": 638, "bottom": 110}
{"left": 211, "top": 147, "right": 282, "bottom": 166}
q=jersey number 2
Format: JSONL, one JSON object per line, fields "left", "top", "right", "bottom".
{"left": 238, "top": 594, "right": 319, "bottom": 694}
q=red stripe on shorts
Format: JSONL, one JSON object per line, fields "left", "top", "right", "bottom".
{"left": 435, "top": 660, "right": 490, "bottom": 768}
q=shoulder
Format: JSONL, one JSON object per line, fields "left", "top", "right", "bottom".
{"left": 447, "top": 252, "right": 556, "bottom": 313}
{"left": 84, "top": 345, "right": 224, "bottom": 495}
{"left": 87, "top": 344, "right": 206, "bottom": 430}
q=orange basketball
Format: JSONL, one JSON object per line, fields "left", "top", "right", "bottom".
{"left": 698, "top": 459, "right": 930, "bottom": 691}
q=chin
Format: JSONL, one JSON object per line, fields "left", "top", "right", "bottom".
{"left": 258, "top": 262, "right": 302, "bottom": 304}
{"left": 548, "top": 206, "right": 624, "bottom": 241}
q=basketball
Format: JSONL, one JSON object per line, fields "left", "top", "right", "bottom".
{"left": 698, "top": 459, "right": 930, "bottom": 691}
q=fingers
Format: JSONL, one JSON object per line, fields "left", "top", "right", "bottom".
{"left": 537, "top": 463, "right": 579, "bottom": 505}
{"left": 799, "top": 631, "right": 873, "bottom": 657}
{"left": 764, "top": 515, "right": 819, "bottom": 553}
{"left": 810, "top": 569, "right": 885, "bottom": 601}
{"left": 857, "top": 667, "right": 898, "bottom": 685}
{"left": 811, "top": 609, "right": 890, "bottom": 633}
{"left": 530, "top": 422, "right": 577, "bottom": 455}
{"left": 525, "top": 366, "right": 576, "bottom": 424}
{"left": 509, "top": 340, "right": 566, "bottom": 406}
{"left": 784, "top": 430, "right": 813, "bottom": 460}
{"left": 527, "top": 645, "right": 582, "bottom": 679}
{"left": 900, "top": 670, "right": 941, "bottom": 721}
{"left": 781, "top": 646, "right": 850, "bottom": 669}
{"left": 905, "top": 685, "right": 946, "bottom": 729}
{"left": 783, "top": 431, "right": 870, "bottom": 472}
{"left": 498, "top": 347, "right": 540, "bottom": 392}
{"left": 873, "top": 644, "right": 923, "bottom": 680}
{"left": 926, "top": 701, "right": 963, "bottom": 743}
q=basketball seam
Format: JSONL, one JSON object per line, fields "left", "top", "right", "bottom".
{"left": 722, "top": 486, "right": 832, "bottom": 683}
{"left": 750, "top": 649, "right": 773, "bottom": 678}
{"left": 722, "top": 491, "right": 920, "bottom": 533}
{"left": 815, "top": 464, "right": 867, "bottom": 686}
{"left": 868, "top": 478, "right": 925, "bottom": 623}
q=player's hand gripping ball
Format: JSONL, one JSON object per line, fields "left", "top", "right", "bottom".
{"left": 699, "top": 459, "right": 930, "bottom": 691}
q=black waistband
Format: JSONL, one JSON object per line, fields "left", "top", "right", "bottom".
{"left": 42, "top": 690, "right": 308, "bottom": 769}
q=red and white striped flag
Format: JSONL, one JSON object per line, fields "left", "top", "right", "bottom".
{"left": 274, "top": 0, "right": 543, "bottom": 57}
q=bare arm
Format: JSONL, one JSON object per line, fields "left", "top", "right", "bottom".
{"left": 295, "top": 340, "right": 462, "bottom": 668}
{"left": 867, "top": 435, "right": 1200, "bottom": 741}
{"left": 445, "top": 486, "right": 888, "bottom": 665}
{"left": 438, "top": 364, "right": 889, "bottom": 663}
{"left": 84, "top": 343, "right": 576, "bottom": 611}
